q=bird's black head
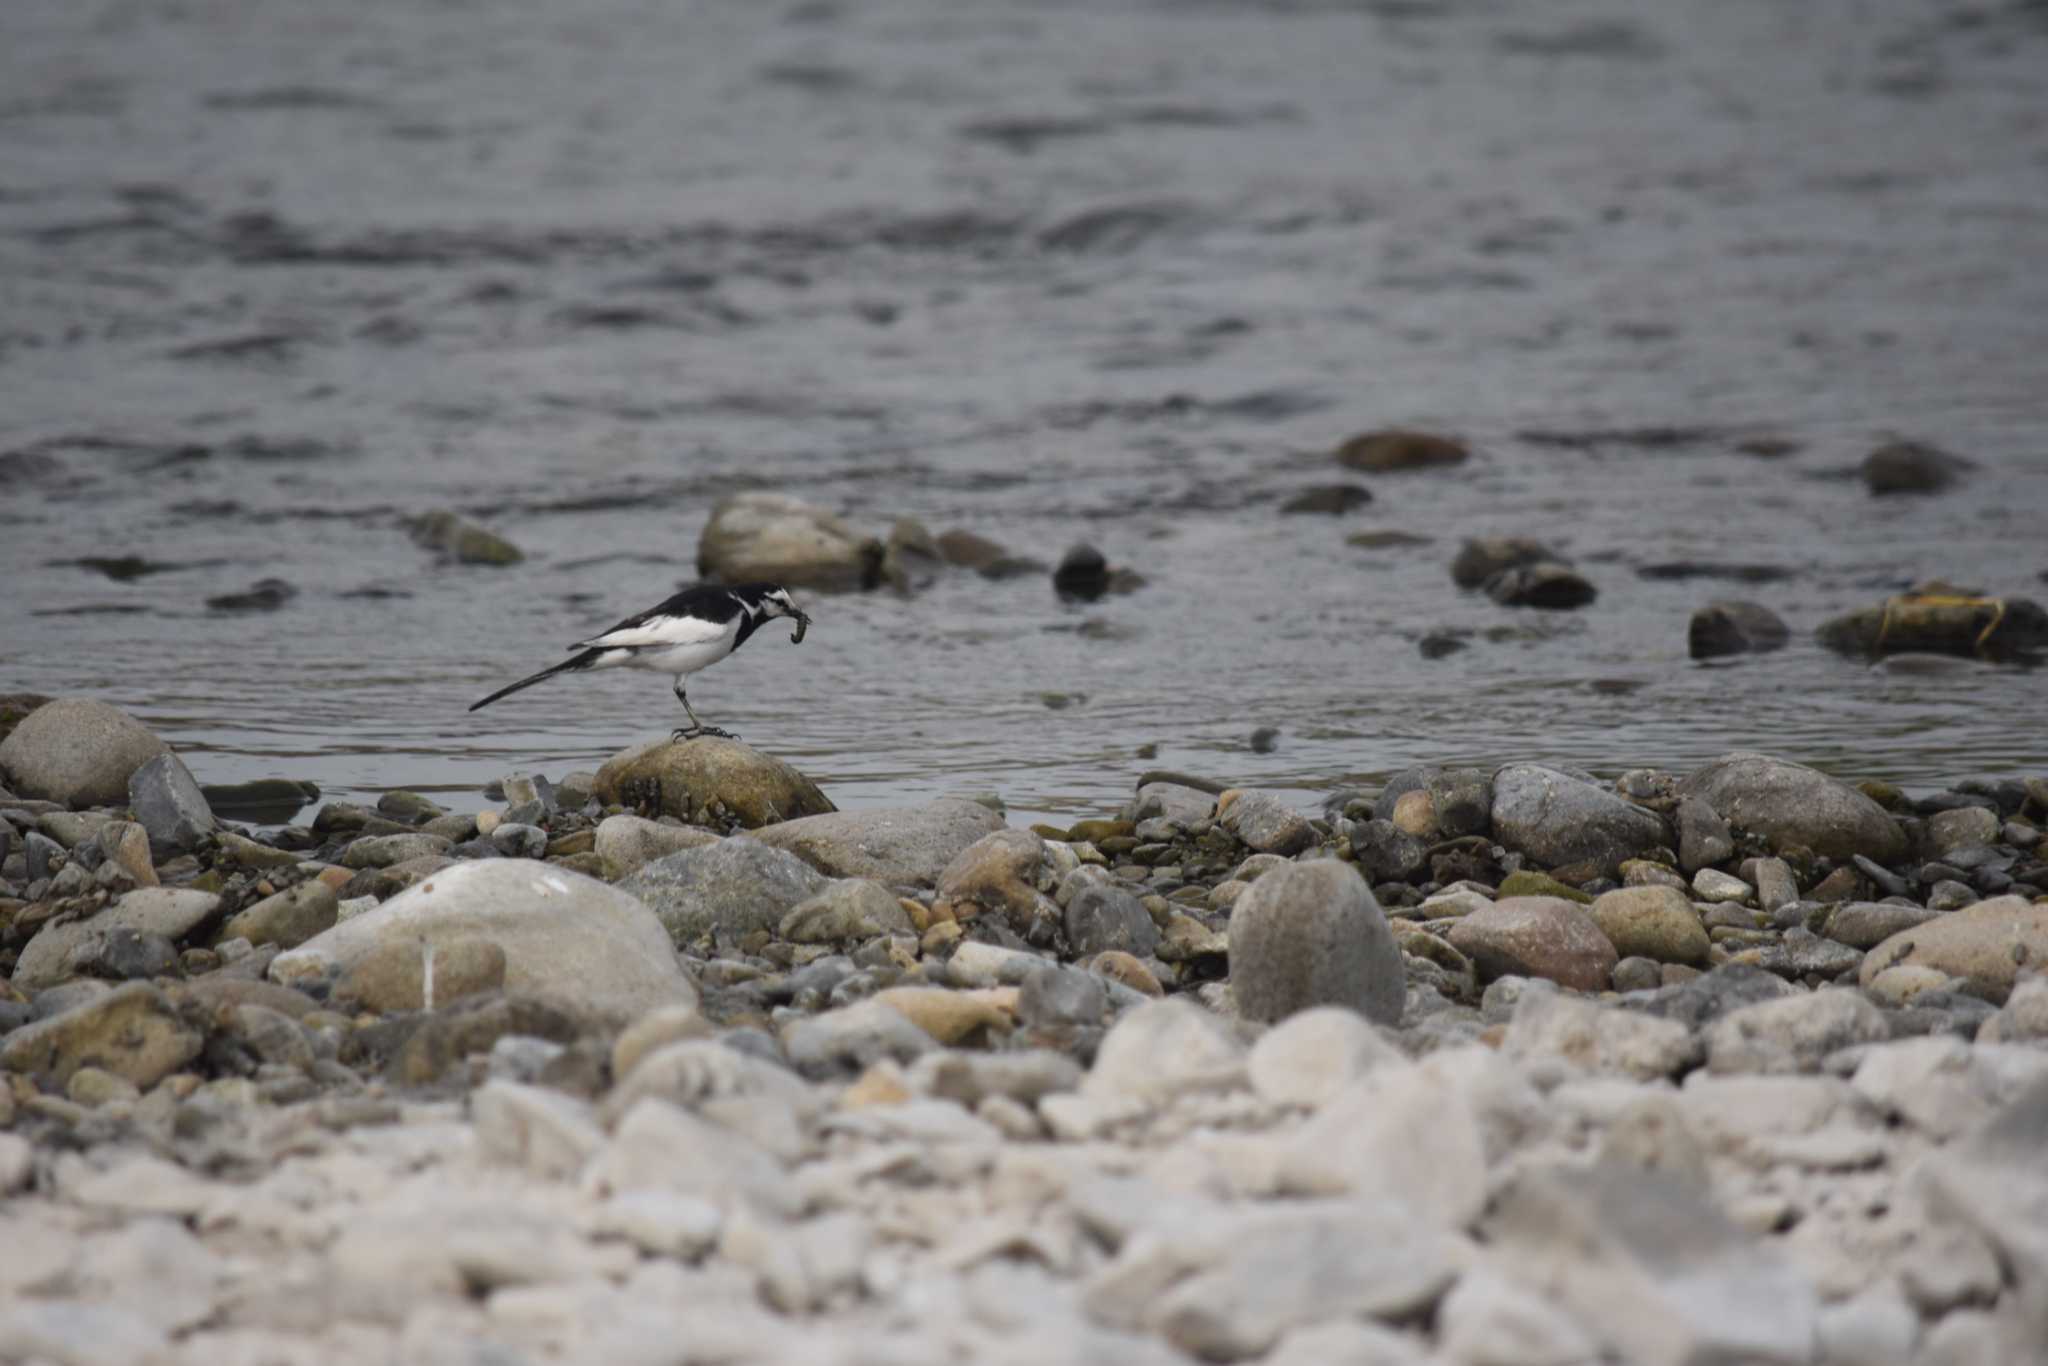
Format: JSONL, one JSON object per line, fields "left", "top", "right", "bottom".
{"left": 753, "top": 584, "right": 811, "bottom": 643}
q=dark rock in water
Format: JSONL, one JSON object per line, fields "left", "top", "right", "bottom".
{"left": 202, "top": 777, "right": 321, "bottom": 823}
{"left": 1280, "top": 484, "right": 1373, "bottom": 515}
{"left": 1333, "top": 428, "right": 1469, "bottom": 472}
{"left": 1418, "top": 630, "right": 1469, "bottom": 659}
{"left": 1248, "top": 726, "right": 1280, "bottom": 754}
{"left": 1451, "top": 537, "right": 1560, "bottom": 588}
{"left": 1639, "top": 562, "right": 1795, "bottom": 584}
{"left": 1689, "top": 601, "right": 1790, "bottom": 659}
{"left": 1817, "top": 588, "right": 2048, "bottom": 660}
{"left": 206, "top": 578, "right": 297, "bottom": 612}
{"left": 1678, "top": 751, "right": 1907, "bottom": 863}
{"left": 1064, "top": 884, "right": 1161, "bottom": 959}
{"left": 407, "top": 509, "right": 524, "bottom": 565}
{"left": 1862, "top": 439, "right": 1971, "bottom": 495}
{"left": 1626, "top": 962, "right": 1801, "bottom": 1028}
{"left": 937, "top": 530, "right": 1049, "bottom": 581}
{"left": 129, "top": 752, "right": 218, "bottom": 860}
{"left": 881, "top": 517, "right": 943, "bottom": 593}
{"left": 934, "top": 528, "right": 1009, "bottom": 570}
{"left": 1485, "top": 561, "right": 1597, "bottom": 609}
{"left": 1053, "top": 543, "right": 1116, "bottom": 601}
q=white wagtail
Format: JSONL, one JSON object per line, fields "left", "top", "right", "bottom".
{"left": 469, "top": 582, "right": 811, "bottom": 740}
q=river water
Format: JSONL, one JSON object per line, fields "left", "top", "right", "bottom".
{"left": 4, "top": 0, "right": 2045, "bottom": 827}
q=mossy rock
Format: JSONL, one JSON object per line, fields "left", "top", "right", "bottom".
{"left": 592, "top": 737, "right": 834, "bottom": 830}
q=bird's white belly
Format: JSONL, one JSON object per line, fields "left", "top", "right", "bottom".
{"left": 619, "top": 635, "right": 736, "bottom": 676}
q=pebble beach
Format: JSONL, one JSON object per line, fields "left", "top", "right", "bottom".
{"left": 7, "top": 0, "right": 2048, "bottom": 1361}
{"left": 3, "top": 691, "right": 2048, "bottom": 1365}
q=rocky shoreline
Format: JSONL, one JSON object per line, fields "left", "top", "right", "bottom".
{"left": 2, "top": 697, "right": 2046, "bottom": 1365}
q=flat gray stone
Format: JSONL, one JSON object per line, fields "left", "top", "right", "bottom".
{"left": 619, "top": 836, "right": 831, "bottom": 947}
{"left": 750, "top": 798, "right": 1005, "bottom": 885}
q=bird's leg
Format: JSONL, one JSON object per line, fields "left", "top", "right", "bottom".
{"left": 670, "top": 680, "right": 736, "bottom": 741}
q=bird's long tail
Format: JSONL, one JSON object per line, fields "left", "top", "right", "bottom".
{"left": 468, "top": 648, "right": 604, "bottom": 712}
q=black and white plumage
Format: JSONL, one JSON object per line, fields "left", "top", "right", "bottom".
{"left": 469, "top": 582, "right": 811, "bottom": 740}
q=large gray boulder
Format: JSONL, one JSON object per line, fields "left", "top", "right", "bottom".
{"left": 271, "top": 860, "right": 696, "bottom": 1024}
{"left": 1490, "top": 764, "right": 1669, "bottom": 875}
{"left": 0, "top": 698, "right": 168, "bottom": 807}
{"left": 1676, "top": 751, "right": 1905, "bottom": 863}
{"left": 617, "top": 837, "right": 831, "bottom": 947}
{"left": 750, "top": 798, "right": 1005, "bottom": 885}
{"left": 695, "top": 491, "right": 882, "bottom": 592}
{"left": 1228, "top": 861, "right": 1405, "bottom": 1025}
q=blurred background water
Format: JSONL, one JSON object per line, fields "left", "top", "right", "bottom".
{"left": 3, "top": 0, "right": 2044, "bottom": 826}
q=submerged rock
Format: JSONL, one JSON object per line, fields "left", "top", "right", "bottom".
{"left": 1861, "top": 439, "right": 1971, "bottom": 495}
{"left": 1450, "top": 537, "right": 1559, "bottom": 589}
{"left": 1485, "top": 561, "right": 1598, "bottom": 610}
{"left": 1817, "top": 587, "right": 2048, "bottom": 660}
{"left": 406, "top": 509, "right": 523, "bottom": 565}
{"left": 1688, "top": 600, "right": 1790, "bottom": 659}
{"left": 1333, "top": 428, "right": 1469, "bottom": 472}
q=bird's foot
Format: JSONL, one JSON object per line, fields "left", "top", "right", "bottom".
{"left": 671, "top": 724, "right": 738, "bottom": 742}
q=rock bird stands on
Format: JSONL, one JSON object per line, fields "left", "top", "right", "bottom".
{"left": 469, "top": 582, "right": 811, "bottom": 740}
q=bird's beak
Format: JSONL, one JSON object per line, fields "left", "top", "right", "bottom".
{"left": 790, "top": 609, "right": 810, "bottom": 644}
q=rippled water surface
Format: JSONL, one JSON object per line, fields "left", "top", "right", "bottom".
{"left": 4, "top": 0, "right": 2046, "bottom": 825}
